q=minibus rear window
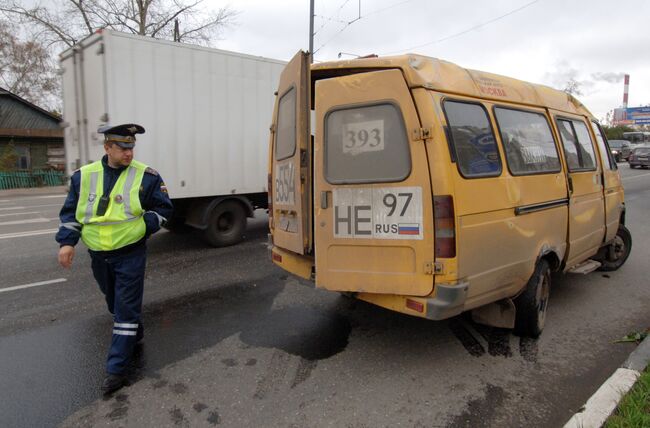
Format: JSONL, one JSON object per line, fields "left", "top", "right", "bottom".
{"left": 324, "top": 103, "right": 410, "bottom": 184}
{"left": 494, "top": 108, "right": 561, "bottom": 175}
{"left": 557, "top": 119, "right": 597, "bottom": 171}
{"left": 275, "top": 87, "right": 297, "bottom": 160}
{"left": 443, "top": 101, "right": 501, "bottom": 178}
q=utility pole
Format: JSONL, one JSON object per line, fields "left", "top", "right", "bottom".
{"left": 309, "top": 0, "right": 314, "bottom": 63}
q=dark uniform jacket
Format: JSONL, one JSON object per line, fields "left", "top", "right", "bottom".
{"left": 56, "top": 155, "right": 174, "bottom": 254}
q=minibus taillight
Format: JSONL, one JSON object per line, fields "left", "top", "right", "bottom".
{"left": 268, "top": 173, "right": 273, "bottom": 222}
{"left": 434, "top": 195, "right": 456, "bottom": 258}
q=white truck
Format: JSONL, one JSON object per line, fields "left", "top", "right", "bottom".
{"left": 60, "top": 30, "right": 285, "bottom": 246}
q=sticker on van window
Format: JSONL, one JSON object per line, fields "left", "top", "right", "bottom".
{"left": 342, "top": 120, "right": 384, "bottom": 155}
{"left": 275, "top": 160, "right": 295, "bottom": 205}
{"left": 333, "top": 187, "right": 423, "bottom": 240}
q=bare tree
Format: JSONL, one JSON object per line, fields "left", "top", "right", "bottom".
{"left": 0, "top": 0, "right": 237, "bottom": 50}
{"left": 0, "top": 20, "right": 59, "bottom": 110}
{"left": 563, "top": 78, "right": 583, "bottom": 96}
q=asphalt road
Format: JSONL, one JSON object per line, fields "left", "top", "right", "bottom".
{"left": 1, "top": 165, "right": 649, "bottom": 428}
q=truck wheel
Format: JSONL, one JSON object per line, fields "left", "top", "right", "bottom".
{"left": 513, "top": 259, "right": 550, "bottom": 338}
{"left": 203, "top": 200, "right": 246, "bottom": 247}
{"left": 597, "top": 225, "right": 632, "bottom": 272}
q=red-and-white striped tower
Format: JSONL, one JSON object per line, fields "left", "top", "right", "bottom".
{"left": 623, "top": 74, "right": 630, "bottom": 108}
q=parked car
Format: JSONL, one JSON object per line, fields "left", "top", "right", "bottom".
{"left": 608, "top": 139, "right": 632, "bottom": 161}
{"left": 628, "top": 145, "right": 650, "bottom": 168}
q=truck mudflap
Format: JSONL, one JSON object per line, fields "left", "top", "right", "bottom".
{"left": 355, "top": 281, "right": 469, "bottom": 320}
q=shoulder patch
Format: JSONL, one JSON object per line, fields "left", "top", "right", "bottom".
{"left": 145, "top": 167, "right": 159, "bottom": 176}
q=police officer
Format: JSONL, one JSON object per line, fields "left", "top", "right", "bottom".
{"left": 56, "top": 124, "right": 173, "bottom": 394}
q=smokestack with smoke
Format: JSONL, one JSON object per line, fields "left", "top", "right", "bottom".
{"left": 623, "top": 74, "right": 630, "bottom": 108}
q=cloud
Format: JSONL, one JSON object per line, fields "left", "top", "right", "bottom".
{"left": 591, "top": 72, "right": 626, "bottom": 84}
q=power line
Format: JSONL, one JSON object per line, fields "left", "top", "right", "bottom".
{"left": 313, "top": 0, "right": 353, "bottom": 37}
{"left": 382, "top": 0, "right": 542, "bottom": 55}
{"left": 314, "top": 0, "right": 413, "bottom": 55}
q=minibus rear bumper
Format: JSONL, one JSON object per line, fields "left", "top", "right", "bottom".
{"left": 355, "top": 281, "right": 469, "bottom": 321}
{"left": 426, "top": 282, "right": 469, "bottom": 320}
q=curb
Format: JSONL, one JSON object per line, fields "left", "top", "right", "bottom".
{"left": 564, "top": 335, "right": 650, "bottom": 428}
{"left": 0, "top": 185, "right": 68, "bottom": 198}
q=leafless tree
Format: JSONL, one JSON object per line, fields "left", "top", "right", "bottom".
{"left": 0, "top": 20, "right": 59, "bottom": 110}
{"left": 0, "top": 0, "right": 237, "bottom": 50}
{"left": 563, "top": 78, "right": 583, "bottom": 96}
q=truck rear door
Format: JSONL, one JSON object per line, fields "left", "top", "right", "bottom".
{"left": 314, "top": 69, "right": 435, "bottom": 296}
{"left": 270, "top": 51, "right": 311, "bottom": 254}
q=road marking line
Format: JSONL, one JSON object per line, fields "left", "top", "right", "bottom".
{"left": 11, "top": 195, "right": 67, "bottom": 201}
{"left": 0, "top": 217, "right": 57, "bottom": 226}
{"left": 622, "top": 172, "right": 650, "bottom": 181}
{"left": 0, "top": 228, "right": 58, "bottom": 239}
{"left": 0, "top": 211, "right": 39, "bottom": 217}
{"left": 0, "top": 203, "right": 62, "bottom": 211}
{"left": 0, "top": 278, "right": 67, "bottom": 294}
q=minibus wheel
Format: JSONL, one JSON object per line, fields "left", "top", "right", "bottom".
{"left": 203, "top": 200, "right": 246, "bottom": 247}
{"left": 597, "top": 225, "right": 632, "bottom": 271}
{"left": 514, "top": 259, "right": 550, "bottom": 338}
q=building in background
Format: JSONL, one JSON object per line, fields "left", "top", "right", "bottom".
{"left": 0, "top": 87, "right": 64, "bottom": 171}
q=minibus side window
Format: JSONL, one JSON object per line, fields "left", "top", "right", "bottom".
{"left": 591, "top": 121, "right": 615, "bottom": 170}
{"left": 443, "top": 101, "right": 501, "bottom": 178}
{"left": 275, "top": 87, "right": 297, "bottom": 160}
{"left": 494, "top": 108, "right": 561, "bottom": 175}
{"left": 324, "top": 103, "right": 411, "bottom": 184}
{"left": 557, "top": 119, "right": 597, "bottom": 171}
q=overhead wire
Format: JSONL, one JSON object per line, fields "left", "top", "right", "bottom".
{"left": 381, "top": 0, "right": 542, "bottom": 55}
{"left": 313, "top": 0, "right": 417, "bottom": 56}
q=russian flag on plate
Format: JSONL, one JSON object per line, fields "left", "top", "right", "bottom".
{"left": 398, "top": 223, "right": 420, "bottom": 235}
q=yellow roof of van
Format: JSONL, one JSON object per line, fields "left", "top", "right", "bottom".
{"left": 312, "top": 54, "right": 593, "bottom": 118}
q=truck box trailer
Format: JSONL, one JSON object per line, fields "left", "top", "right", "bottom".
{"left": 60, "top": 30, "right": 285, "bottom": 246}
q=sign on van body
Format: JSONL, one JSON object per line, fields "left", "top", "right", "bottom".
{"left": 333, "top": 186, "right": 423, "bottom": 240}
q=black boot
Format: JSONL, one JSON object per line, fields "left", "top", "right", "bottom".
{"left": 101, "top": 373, "right": 127, "bottom": 394}
{"left": 136, "top": 322, "right": 144, "bottom": 344}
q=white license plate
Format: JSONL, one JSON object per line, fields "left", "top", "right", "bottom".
{"left": 638, "top": 157, "right": 648, "bottom": 161}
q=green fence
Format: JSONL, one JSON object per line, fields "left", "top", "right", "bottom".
{"left": 0, "top": 170, "right": 66, "bottom": 190}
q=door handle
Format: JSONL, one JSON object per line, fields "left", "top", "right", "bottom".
{"left": 321, "top": 191, "right": 330, "bottom": 209}
{"left": 567, "top": 176, "right": 573, "bottom": 194}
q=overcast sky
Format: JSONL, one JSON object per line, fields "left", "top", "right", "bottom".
{"left": 214, "top": 0, "right": 650, "bottom": 122}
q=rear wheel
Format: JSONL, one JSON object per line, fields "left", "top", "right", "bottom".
{"left": 596, "top": 225, "right": 632, "bottom": 271}
{"left": 514, "top": 259, "right": 551, "bottom": 338}
{"left": 203, "top": 201, "right": 246, "bottom": 247}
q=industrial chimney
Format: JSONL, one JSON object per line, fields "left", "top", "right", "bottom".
{"left": 623, "top": 74, "right": 630, "bottom": 108}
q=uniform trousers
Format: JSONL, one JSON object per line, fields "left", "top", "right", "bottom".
{"left": 90, "top": 243, "right": 146, "bottom": 375}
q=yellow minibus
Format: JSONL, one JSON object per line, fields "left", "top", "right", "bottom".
{"left": 268, "top": 51, "right": 631, "bottom": 337}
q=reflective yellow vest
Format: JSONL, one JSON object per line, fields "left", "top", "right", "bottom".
{"left": 75, "top": 159, "right": 147, "bottom": 251}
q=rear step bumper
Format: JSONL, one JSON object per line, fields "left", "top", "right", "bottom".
{"left": 356, "top": 281, "right": 469, "bottom": 321}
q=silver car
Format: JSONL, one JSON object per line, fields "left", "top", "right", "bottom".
{"left": 628, "top": 145, "right": 650, "bottom": 168}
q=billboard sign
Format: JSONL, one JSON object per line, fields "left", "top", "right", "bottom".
{"left": 614, "top": 107, "right": 650, "bottom": 125}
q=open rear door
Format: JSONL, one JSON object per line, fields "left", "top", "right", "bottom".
{"left": 270, "top": 51, "right": 311, "bottom": 255}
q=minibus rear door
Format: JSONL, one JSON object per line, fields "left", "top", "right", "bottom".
{"left": 271, "top": 51, "right": 311, "bottom": 255}
{"left": 313, "top": 69, "right": 435, "bottom": 296}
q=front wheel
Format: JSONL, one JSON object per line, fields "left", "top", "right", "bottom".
{"left": 202, "top": 201, "right": 246, "bottom": 247}
{"left": 596, "top": 225, "right": 632, "bottom": 271}
{"left": 513, "top": 259, "right": 551, "bottom": 338}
